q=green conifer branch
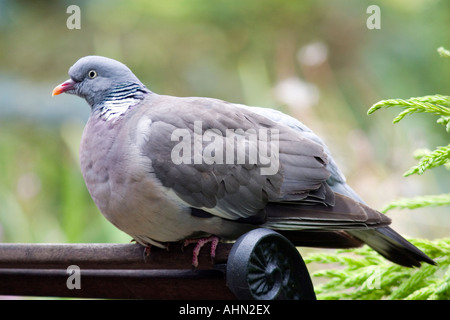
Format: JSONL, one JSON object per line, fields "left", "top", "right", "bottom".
{"left": 436, "top": 116, "right": 450, "bottom": 132}
{"left": 404, "top": 144, "right": 450, "bottom": 176}
{"left": 305, "top": 238, "right": 450, "bottom": 300}
{"left": 304, "top": 46, "right": 449, "bottom": 300}
{"left": 367, "top": 95, "right": 450, "bottom": 121}
{"left": 437, "top": 46, "right": 450, "bottom": 58}
{"left": 381, "top": 193, "right": 450, "bottom": 213}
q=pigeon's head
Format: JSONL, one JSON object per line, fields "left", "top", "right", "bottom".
{"left": 53, "top": 56, "right": 146, "bottom": 107}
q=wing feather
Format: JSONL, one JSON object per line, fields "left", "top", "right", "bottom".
{"left": 136, "top": 94, "right": 331, "bottom": 220}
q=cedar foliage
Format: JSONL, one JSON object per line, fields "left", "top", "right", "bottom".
{"left": 305, "top": 47, "right": 450, "bottom": 300}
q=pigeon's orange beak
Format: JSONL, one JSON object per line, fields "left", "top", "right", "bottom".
{"left": 52, "top": 79, "right": 76, "bottom": 96}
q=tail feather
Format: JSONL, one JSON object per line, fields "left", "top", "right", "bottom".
{"left": 277, "top": 230, "right": 363, "bottom": 249}
{"left": 348, "top": 227, "right": 436, "bottom": 267}
{"left": 263, "top": 193, "right": 435, "bottom": 267}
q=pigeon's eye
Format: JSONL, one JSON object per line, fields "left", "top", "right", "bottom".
{"left": 88, "top": 70, "right": 97, "bottom": 79}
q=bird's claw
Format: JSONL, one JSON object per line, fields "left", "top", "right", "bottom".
{"left": 142, "top": 245, "right": 152, "bottom": 261}
{"left": 183, "top": 236, "right": 219, "bottom": 268}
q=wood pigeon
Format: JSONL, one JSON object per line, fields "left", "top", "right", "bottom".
{"left": 53, "top": 56, "right": 435, "bottom": 268}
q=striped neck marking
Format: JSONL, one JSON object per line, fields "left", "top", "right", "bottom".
{"left": 97, "top": 82, "right": 148, "bottom": 122}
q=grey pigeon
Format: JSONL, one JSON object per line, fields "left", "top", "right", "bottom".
{"left": 53, "top": 56, "right": 435, "bottom": 268}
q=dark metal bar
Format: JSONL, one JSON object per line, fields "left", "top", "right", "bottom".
{"left": 0, "top": 243, "right": 235, "bottom": 299}
{"left": 0, "top": 268, "right": 235, "bottom": 299}
{"left": 0, "top": 242, "right": 232, "bottom": 270}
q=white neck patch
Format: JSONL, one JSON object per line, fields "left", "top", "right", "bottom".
{"left": 98, "top": 97, "right": 140, "bottom": 122}
{"left": 95, "top": 82, "right": 148, "bottom": 123}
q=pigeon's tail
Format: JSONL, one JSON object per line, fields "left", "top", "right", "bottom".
{"left": 347, "top": 227, "right": 436, "bottom": 268}
{"left": 263, "top": 193, "right": 435, "bottom": 268}
{"left": 276, "top": 230, "right": 364, "bottom": 249}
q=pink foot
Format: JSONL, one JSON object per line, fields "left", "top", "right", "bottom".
{"left": 142, "top": 244, "right": 152, "bottom": 261}
{"left": 183, "top": 236, "right": 219, "bottom": 268}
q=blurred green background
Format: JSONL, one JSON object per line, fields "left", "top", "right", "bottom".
{"left": 0, "top": 0, "right": 448, "bottom": 244}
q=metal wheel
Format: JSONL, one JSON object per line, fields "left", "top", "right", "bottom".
{"left": 226, "top": 228, "right": 316, "bottom": 300}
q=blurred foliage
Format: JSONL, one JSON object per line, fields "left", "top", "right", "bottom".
{"left": 306, "top": 76, "right": 450, "bottom": 299}
{"left": 305, "top": 238, "right": 450, "bottom": 300}
{"left": 368, "top": 94, "right": 450, "bottom": 134}
{"left": 0, "top": 0, "right": 449, "bottom": 247}
{"left": 368, "top": 88, "right": 450, "bottom": 213}
{"left": 0, "top": 120, "right": 129, "bottom": 243}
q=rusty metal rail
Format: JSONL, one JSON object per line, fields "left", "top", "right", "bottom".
{"left": 0, "top": 229, "right": 316, "bottom": 300}
{"left": 0, "top": 242, "right": 235, "bottom": 299}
